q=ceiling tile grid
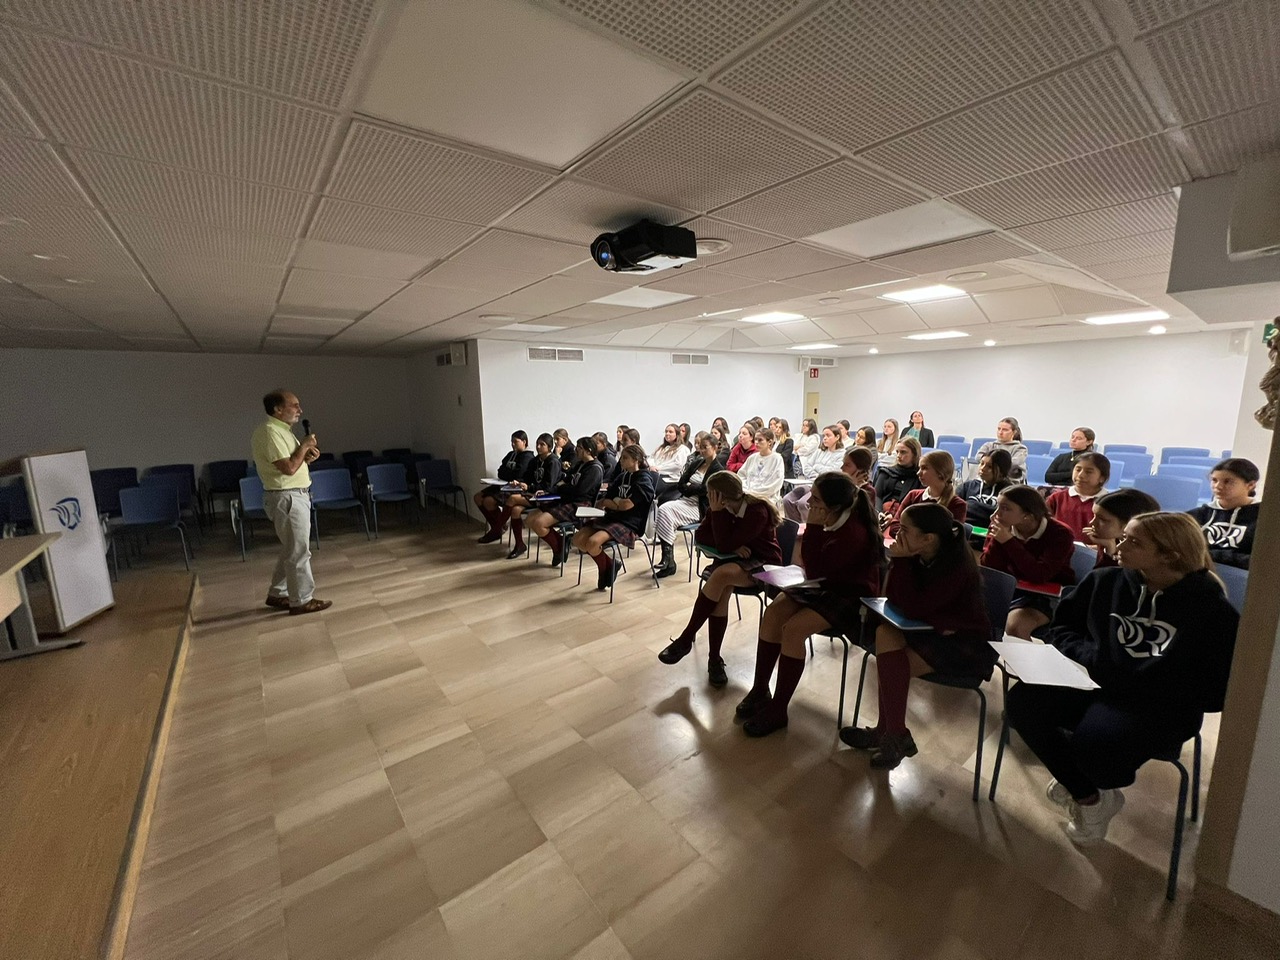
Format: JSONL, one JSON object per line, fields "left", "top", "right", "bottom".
{"left": 0, "top": 28, "right": 335, "bottom": 189}
{"left": 856, "top": 303, "right": 927, "bottom": 334}
{"left": 370, "top": 284, "right": 499, "bottom": 323}
{"left": 413, "top": 260, "right": 543, "bottom": 298}
{"left": 712, "top": 160, "right": 925, "bottom": 238}
{"left": 1052, "top": 229, "right": 1175, "bottom": 268}
{"left": 950, "top": 135, "right": 1188, "bottom": 228}
{"left": 1124, "top": 0, "right": 1223, "bottom": 33}
{"left": 1088, "top": 254, "right": 1173, "bottom": 281}
{"left": 292, "top": 240, "right": 431, "bottom": 281}
{"left": 774, "top": 261, "right": 914, "bottom": 295}
{"left": 716, "top": 0, "right": 1109, "bottom": 151}
{"left": 1050, "top": 284, "right": 1144, "bottom": 314}
{"left": 541, "top": 0, "right": 806, "bottom": 72}
{"left": 675, "top": 216, "right": 788, "bottom": 265}
{"left": 70, "top": 149, "right": 310, "bottom": 235}
{"left": 973, "top": 286, "right": 1064, "bottom": 323}
{"left": 498, "top": 179, "right": 696, "bottom": 245}
{"left": 0, "top": 0, "right": 377, "bottom": 108}
{"left": 1183, "top": 98, "right": 1280, "bottom": 178}
{"left": 279, "top": 268, "right": 403, "bottom": 316}
{"left": 859, "top": 52, "right": 1163, "bottom": 195}
{"left": 574, "top": 89, "right": 834, "bottom": 211}
{"left": 112, "top": 214, "right": 295, "bottom": 266}
{"left": 0, "top": 135, "right": 87, "bottom": 208}
{"left": 1142, "top": 0, "right": 1279, "bottom": 123}
{"left": 308, "top": 198, "right": 481, "bottom": 259}
{"left": 328, "top": 121, "right": 556, "bottom": 224}
{"left": 0, "top": 76, "right": 37, "bottom": 137}
{"left": 1009, "top": 193, "right": 1179, "bottom": 249}
{"left": 874, "top": 233, "right": 1037, "bottom": 275}
{"left": 641, "top": 268, "right": 759, "bottom": 297}
{"left": 449, "top": 230, "right": 587, "bottom": 274}
{"left": 714, "top": 243, "right": 856, "bottom": 282}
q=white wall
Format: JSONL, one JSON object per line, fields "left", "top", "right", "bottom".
{"left": 473, "top": 339, "right": 805, "bottom": 473}
{"left": 816, "top": 330, "right": 1249, "bottom": 458}
{"left": 407, "top": 347, "right": 488, "bottom": 494}
{"left": 0, "top": 348, "right": 414, "bottom": 471}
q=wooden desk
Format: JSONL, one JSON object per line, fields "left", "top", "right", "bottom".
{"left": 0, "top": 533, "right": 82, "bottom": 660}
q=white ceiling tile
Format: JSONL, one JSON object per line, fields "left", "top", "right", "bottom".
{"left": 716, "top": 244, "right": 855, "bottom": 282}
{"left": 269, "top": 315, "right": 354, "bottom": 336}
{"left": 857, "top": 304, "right": 927, "bottom": 334}
{"left": 1053, "top": 230, "right": 1175, "bottom": 269}
{"left": 360, "top": 0, "right": 684, "bottom": 168}
{"left": 1050, "top": 285, "right": 1145, "bottom": 314}
{"left": 294, "top": 239, "right": 431, "bottom": 280}
{"left": 308, "top": 199, "right": 480, "bottom": 259}
{"left": 772, "top": 318, "right": 828, "bottom": 341}
{"left": 875, "top": 233, "right": 1036, "bottom": 275}
{"left": 1183, "top": 99, "right": 1280, "bottom": 178}
{"left": 1089, "top": 255, "right": 1172, "bottom": 281}
{"left": 909, "top": 297, "right": 990, "bottom": 328}
{"left": 608, "top": 326, "right": 665, "bottom": 347}
{"left": 328, "top": 121, "right": 554, "bottom": 223}
{"left": 642, "top": 323, "right": 705, "bottom": 347}
{"left": 1009, "top": 194, "right": 1179, "bottom": 250}
{"left": 483, "top": 275, "right": 624, "bottom": 315}
{"left": 0, "top": 76, "right": 37, "bottom": 137}
{"left": 499, "top": 179, "right": 696, "bottom": 245}
{"left": 973, "top": 286, "right": 1064, "bottom": 323}
{"left": 0, "top": 297, "right": 99, "bottom": 330}
{"left": 678, "top": 324, "right": 734, "bottom": 349}
{"left": 773, "top": 261, "right": 914, "bottom": 295}
{"left": 642, "top": 268, "right": 758, "bottom": 297}
{"left": 280, "top": 268, "right": 403, "bottom": 317}
{"left": 546, "top": 302, "right": 638, "bottom": 322}
{"left": 575, "top": 89, "right": 833, "bottom": 211}
{"left": 113, "top": 214, "right": 295, "bottom": 265}
{"left": 812, "top": 313, "right": 874, "bottom": 339}
{"left": 415, "top": 260, "right": 542, "bottom": 296}
{"left": 369, "top": 284, "right": 495, "bottom": 324}
{"left": 450, "top": 230, "right": 588, "bottom": 274}
{"left": 0, "top": 135, "right": 86, "bottom": 208}
{"left": 737, "top": 324, "right": 791, "bottom": 347}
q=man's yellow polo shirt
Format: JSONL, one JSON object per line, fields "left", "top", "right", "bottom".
{"left": 252, "top": 416, "right": 310, "bottom": 490}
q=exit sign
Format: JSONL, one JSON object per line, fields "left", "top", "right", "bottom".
{"left": 809, "top": 367, "right": 819, "bottom": 379}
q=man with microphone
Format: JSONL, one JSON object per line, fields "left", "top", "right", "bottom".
{"left": 252, "top": 389, "right": 331, "bottom": 616}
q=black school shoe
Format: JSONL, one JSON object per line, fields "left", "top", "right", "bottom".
{"left": 734, "top": 687, "right": 771, "bottom": 720}
{"left": 743, "top": 707, "right": 788, "bottom": 738}
{"left": 869, "top": 731, "right": 919, "bottom": 769}
{"left": 838, "top": 726, "right": 881, "bottom": 751}
{"left": 507, "top": 544, "right": 528, "bottom": 560}
{"left": 707, "top": 657, "right": 727, "bottom": 688}
{"left": 596, "top": 557, "right": 617, "bottom": 591}
{"left": 658, "top": 638, "right": 693, "bottom": 664}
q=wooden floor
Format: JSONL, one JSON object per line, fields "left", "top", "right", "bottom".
{"left": 0, "top": 571, "right": 192, "bottom": 960}
{"left": 121, "top": 514, "right": 1275, "bottom": 960}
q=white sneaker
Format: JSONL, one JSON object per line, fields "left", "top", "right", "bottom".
{"left": 1065, "top": 788, "right": 1125, "bottom": 846}
{"left": 1045, "top": 778, "right": 1072, "bottom": 810}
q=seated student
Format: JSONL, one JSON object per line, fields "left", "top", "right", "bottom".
{"left": 853, "top": 425, "right": 879, "bottom": 452}
{"left": 844, "top": 446, "right": 877, "bottom": 502}
{"left": 1044, "top": 427, "right": 1097, "bottom": 486}
{"left": 981, "top": 486, "right": 1076, "bottom": 639}
{"left": 876, "top": 418, "right": 900, "bottom": 465}
{"left": 658, "top": 471, "right": 782, "bottom": 686}
{"left": 782, "top": 425, "right": 845, "bottom": 522}
{"left": 475, "top": 430, "right": 535, "bottom": 544}
{"left": 976, "top": 417, "right": 1029, "bottom": 480}
{"left": 836, "top": 420, "right": 852, "bottom": 447}
{"left": 527, "top": 437, "right": 605, "bottom": 566}
{"left": 1083, "top": 488, "right": 1161, "bottom": 569}
{"left": 652, "top": 431, "right": 725, "bottom": 579}
{"left": 900, "top": 410, "right": 935, "bottom": 449}
{"left": 678, "top": 422, "right": 693, "bottom": 449}
{"left": 711, "top": 416, "right": 731, "bottom": 439}
{"left": 709, "top": 424, "right": 728, "bottom": 449}
{"left": 603, "top": 427, "right": 640, "bottom": 483}
{"left": 614, "top": 425, "right": 628, "bottom": 453}
{"left": 651, "top": 423, "right": 692, "bottom": 504}
{"left": 593, "top": 432, "right": 617, "bottom": 481}
{"left": 1046, "top": 452, "right": 1110, "bottom": 542}
{"left": 1186, "top": 457, "right": 1260, "bottom": 569}
{"left": 958, "top": 449, "right": 1015, "bottom": 531}
{"left": 501, "top": 432, "right": 562, "bottom": 559}
{"left": 552, "top": 428, "right": 573, "bottom": 475}
{"left": 884, "top": 450, "right": 965, "bottom": 538}
{"left": 572, "top": 443, "right": 656, "bottom": 590}
{"left": 726, "top": 424, "right": 757, "bottom": 473}
{"left": 838, "top": 502, "right": 993, "bottom": 769}
{"left": 793, "top": 418, "right": 820, "bottom": 461}
{"left": 739, "top": 428, "right": 785, "bottom": 507}
{"left": 1007, "top": 512, "right": 1238, "bottom": 845}
{"left": 873, "top": 437, "right": 923, "bottom": 512}
{"left": 738, "top": 472, "right": 883, "bottom": 737}
{"left": 769, "top": 417, "right": 795, "bottom": 478}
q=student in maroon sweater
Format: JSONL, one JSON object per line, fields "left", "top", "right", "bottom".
{"left": 1082, "top": 488, "right": 1161, "bottom": 570}
{"left": 738, "top": 472, "right": 883, "bottom": 737}
{"left": 1046, "top": 453, "right": 1109, "bottom": 542}
{"left": 981, "top": 486, "right": 1076, "bottom": 639}
{"left": 843, "top": 446, "right": 878, "bottom": 504}
{"left": 658, "top": 471, "right": 782, "bottom": 686}
{"left": 725, "top": 423, "right": 757, "bottom": 473}
{"left": 883, "top": 450, "right": 966, "bottom": 538}
{"left": 839, "top": 502, "right": 993, "bottom": 769}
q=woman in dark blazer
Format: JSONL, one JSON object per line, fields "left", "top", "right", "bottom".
{"left": 901, "top": 410, "right": 935, "bottom": 449}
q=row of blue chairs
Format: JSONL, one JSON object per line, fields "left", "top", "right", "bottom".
{"left": 930, "top": 437, "right": 1230, "bottom": 465}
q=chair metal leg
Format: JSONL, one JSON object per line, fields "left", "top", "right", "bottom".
{"left": 1167, "top": 759, "right": 1190, "bottom": 901}
{"left": 371, "top": 499, "right": 380, "bottom": 539}
{"left": 176, "top": 524, "right": 191, "bottom": 571}
{"left": 852, "top": 650, "right": 871, "bottom": 726}
{"left": 734, "top": 593, "right": 742, "bottom": 621}
{"left": 837, "top": 637, "right": 851, "bottom": 728}
{"left": 1191, "top": 733, "right": 1202, "bottom": 823}
{"left": 989, "top": 668, "right": 1011, "bottom": 802}
{"left": 358, "top": 505, "right": 371, "bottom": 540}
{"left": 972, "top": 688, "right": 987, "bottom": 803}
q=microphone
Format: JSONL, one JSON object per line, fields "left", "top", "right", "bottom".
{"left": 301, "top": 418, "right": 311, "bottom": 436}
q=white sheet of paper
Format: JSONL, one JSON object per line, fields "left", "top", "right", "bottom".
{"left": 481, "top": 477, "right": 504, "bottom": 485}
{"left": 576, "top": 506, "right": 605, "bottom": 518}
{"left": 989, "top": 641, "right": 1100, "bottom": 690}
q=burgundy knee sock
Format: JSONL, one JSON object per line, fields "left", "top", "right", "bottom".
{"left": 675, "top": 590, "right": 718, "bottom": 645}
{"left": 750, "top": 638, "right": 782, "bottom": 696}
{"left": 876, "top": 649, "right": 911, "bottom": 736}
{"left": 769, "top": 653, "right": 806, "bottom": 713}
{"left": 592, "top": 550, "right": 611, "bottom": 571}
{"left": 706, "top": 615, "right": 728, "bottom": 661}
{"left": 492, "top": 505, "right": 512, "bottom": 534}
{"left": 544, "top": 529, "right": 562, "bottom": 554}
{"left": 511, "top": 517, "right": 524, "bottom": 548}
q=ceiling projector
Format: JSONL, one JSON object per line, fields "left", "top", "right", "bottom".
{"left": 591, "top": 219, "right": 697, "bottom": 273}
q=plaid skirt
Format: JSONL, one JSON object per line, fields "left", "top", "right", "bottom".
{"left": 1009, "top": 589, "right": 1055, "bottom": 617}
{"left": 785, "top": 586, "right": 866, "bottom": 636}
{"left": 703, "top": 556, "right": 767, "bottom": 577}
{"left": 537, "top": 500, "right": 585, "bottom": 524}
{"left": 902, "top": 627, "right": 997, "bottom": 681}
{"left": 583, "top": 519, "right": 639, "bottom": 548}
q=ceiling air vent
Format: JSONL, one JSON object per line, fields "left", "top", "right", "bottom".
{"left": 527, "top": 347, "right": 558, "bottom": 361}
{"left": 808, "top": 356, "right": 837, "bottom": 367}
{"left": 672, "top": 353, "right": 710, "bottom": 365}
{"left": 529, "top": 347, "right": 585, "bottom": 362}
{"left": 556, "top": 348, "right": 584, "bottom": 362}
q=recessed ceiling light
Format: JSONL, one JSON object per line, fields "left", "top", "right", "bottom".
{"left": 804, "top": 199, "right": 993, "bottom": 259}
{"left": 498, "top": 322, "right": 564, "bottom": 332}
{"left": 740, "top": 311, "right": 805, "bottom": 324}
{"left": 32, "top": 253, "right": 67, "bottom": 261}
{"left": 700, "top": 307, "right": 743, "bottom": 317}
{"left": 879, "top": 284, "right": 967, "bottom": 304}
{"left": 983, "top": 339, "right": 996, "bottom": 346}
{"left": 695, "top": 238, "right": 732, "bottom": 256}
{"left": 868, "top": 347, "right": 879, "bottom": 354}
{"left": 817, "top": 296, "right": 841, "bottom": 305}
{"left": 788, "top": 343, "right": 837, "bottom": 350}
{"left": 1149, "top": 324, "right": 1167, "bottom": 335}
{"left": 63, "top": 278, "right": 94, "bottom": 284}
{"left": 479, "top": 314, "right": 515, "bottom": 322}
{"left": 1082, "top": 309, "right": 1169, "bottom": 326}
{"left": 903, "top": 330, "right": 970, "bottom": 341}
{"left": 592, "top": 288, "right": 695, "bottom": 309}
{"left": 947, "top": 271, "right": 989, "bottom": 282}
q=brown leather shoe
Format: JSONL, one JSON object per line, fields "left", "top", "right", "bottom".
{"left": 265, "top": 596, "right": 291, "bottom": 610}
{"left": 289, "top": 598, "right": 333, "bottom": 616}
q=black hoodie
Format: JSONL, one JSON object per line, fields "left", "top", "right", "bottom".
{"left": 1045, "top": 567, "right": 1238, "bottom": 722}
{"left": 1186, "top": 501, "right": 1259, "bottom": 570}
{"left": 676, "top": 452, "right": 726, "bottom": 517}
{"left": 873, "top": 462, "right": 922, "bottom": 511}
{"left": 957, "top": 477, "right": 1015, "bottom": 528}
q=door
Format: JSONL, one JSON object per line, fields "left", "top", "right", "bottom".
{"left": 804, "top": 391, "right": 820, "bottom": 421}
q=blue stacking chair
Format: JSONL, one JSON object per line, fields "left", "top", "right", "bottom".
{"left": 203, "top": 459, "right": 248, "bottom": 519}
{"left": 1024, "top": 454, "right": 1054, "bottom": 486}
{"left": 1103, "top": 443, "right": 1148, "bottom": 455}
{"left": 366, "top": 462, "right": 415, "bottom": 537}
{"left": 381, "top": 447, "right": 412, "bottom": 459}
{"left": 310, "top": 468, "right": 370, "bottom": 540}
{"left": 1069, "top": 542, "right": 1098, "bottom": 585}
{"left": 309, "top": 458, "right": 347, "bottom": 472}
{"left": 1220, "top": 449, "right": 1231, "bottom": 459}
{"left": 936, "top": 434, "right": 965, "bottom": 446}
{"left": 1161, "top": 446, "right": 1210, "bottom": 464}
{"left": 417, "top": 459, "right": 467, "bottom": 523}
{"left": 1134, "top": 475, "right": 1201, "bottom": 511}
{"left": 234, "top": 474, "right": 268, "bottom": 561}
{"left": 112, "top": 483, "right": 191, "bottom": 574}
{"left": 939, "top": 441, "right": 969, "bottom": 474}
{"left": 1217, "top": 565, "right": 1247, "bottom": 614}
{"left": 1023, "top": 439, "right": 1053, "bottom": 456}
{"left": 1107, "top": 452, "right": 1154, "bottom": 485}
{"left": 1157, "top": 464, "right": 1212, "bottom": 502}
{"left": 969, "top": 437, "right": 996, "bottom": 458}
{"left": 0, "top": 481, "right": 33, "bottom": 535}
{"left": 89, "top": 466, "right": 138, "bottom": 519}
{"left": 145, "top": 465, "right": 202, "bottom": 530}
{"left": 1168, "top": 455, "right": 1219, "bottom": 472}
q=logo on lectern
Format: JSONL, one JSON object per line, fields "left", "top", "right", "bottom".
{"left": 50, "top": 496, "right": 83, "bottom": 530}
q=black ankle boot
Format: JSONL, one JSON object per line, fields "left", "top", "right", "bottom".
{"left": 655, "top": 541, "right": 677, "bottom": 579}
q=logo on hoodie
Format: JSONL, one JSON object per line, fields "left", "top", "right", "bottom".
{"left": 1110, "top": 614, "right": 1177, "bottom": 658}
{"left": 1203, "top": 521, "right": 1246, "bottom": 548}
